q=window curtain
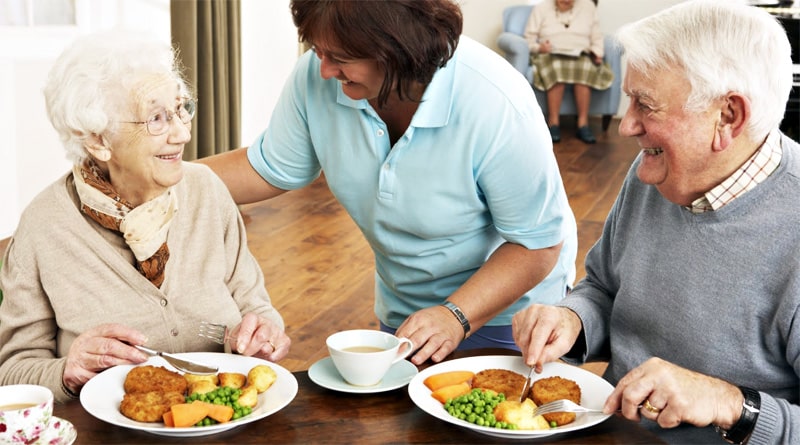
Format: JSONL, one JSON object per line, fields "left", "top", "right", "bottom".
{"left": 170, "top": 0, "right": 241, "bottom": 160}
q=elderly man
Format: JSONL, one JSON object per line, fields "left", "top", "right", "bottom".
{"left": 511, "top": 1, "right": 798, "bottom": 444}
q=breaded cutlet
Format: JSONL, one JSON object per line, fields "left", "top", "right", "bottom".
{"left": 471, "top": 368, "right": 527, "bottom": 401}
{"left": 531, "top": 376, "right": 582, "bottom": 426}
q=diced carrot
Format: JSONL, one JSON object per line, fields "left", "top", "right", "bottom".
{"left": 162, "top": 410, "right": 175, "bottom": 427}
{"left": 430, "top": 381, "right": 471, "bottom": 403}
{"left": 423, "top": 371, "right": 475, "bottom": 391}
{"left": 199, "top": 401, "right": 234, "bottom": 423}
{"left": 170, "top": 401, "right": 210, "bottom": 428}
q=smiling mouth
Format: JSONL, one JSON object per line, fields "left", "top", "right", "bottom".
{"left": 643, "top": 148, "right": 663, "bottom": 155}
{"left": 157, "top": 153, "right": 181, "bottom": 160}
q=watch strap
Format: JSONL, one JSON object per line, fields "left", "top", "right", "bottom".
{"left": 441, "top": 301, "right": 470, "bottom": 338}
{"left": 715, "top": 386, "right": 760, "bottom": 444}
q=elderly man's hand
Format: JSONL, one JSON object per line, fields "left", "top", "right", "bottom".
{"left": 512, "top": 304, "right": 582, "bottom": 372}
{"left": 395, "top": 305, "right": 463, "bottom": 365}
{"left": 604, "top": 357, "right": 744, "bottom": 429}
{"left": 228, "top": 313, "right": 291, "bottom": 362}
{"left": 63, "top": 323, "right": 149, "bottom": 394}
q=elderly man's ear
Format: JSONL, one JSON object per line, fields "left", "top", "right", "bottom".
{"left": 713, "top": 92, "right": 750, "bottom": 152}
{"left": 84, "top": 134, "right": 112, "bottom": 162}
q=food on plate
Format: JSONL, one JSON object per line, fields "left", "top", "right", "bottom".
{"left": 423, "top": 370, "right": 475, "bottom": 391}
{"left": 494, "top": 399, "right": 550, "bottom": 430}
{"left": 188, "top": 379, "right": 217, "bottom": 396}
{"left": 120, "top": 390, "right": 186, "bottom": 422}
{"left": 184, "top": 372, "right": 220, "bottom": 387}
{"left": 219, "top": 372, "right": 246, "bottom": 389}
{"left": 123, "top": 365, "right": 188, "bottom": 394}
{"left": 247, "top": 364, "right": 277, "bottom": 393}
{"left": 236, "top": 386, "right": 258, "bottom": 408}
{"left": 119, "top": 362, "right": 276, "bottom": 426}
{"left": 430, "top": 381, "right": 471, "bottom": 403}
{"left": 472, "top": 368, "right": 528, "bottom": 402}
{"left": 443, "top": 388, "right": 517, "bottom": 429}
{"left": 531, "top": 376, "right": 581, "bottom": 426}
{"left": 428, "top": 367, "right": 583, "bottom": 430}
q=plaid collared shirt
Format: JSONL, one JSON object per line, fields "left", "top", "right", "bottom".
{"left": 688, "top": 131, "right": 782, "bottom": 214}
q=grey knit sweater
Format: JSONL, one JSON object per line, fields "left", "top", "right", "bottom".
{"left": 562, "top": 134, "right": 800, "bottom": 444}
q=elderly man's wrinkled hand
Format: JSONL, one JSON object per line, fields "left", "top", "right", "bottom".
{"left": 512, "top": 304, "right": 581, "bottom": 372}
{"left": 229, "top": 313, "right": 291, "bottom": 362}
{"left": 603, "top": 357, "right": 744, "bottom": 429}
{"left": 63, "top": 323, "right": 149, "bottom": 394}
{"left": 395, "top": 305, "right": 463, "bottom": 365}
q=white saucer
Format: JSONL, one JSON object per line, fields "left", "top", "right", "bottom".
{"left": 36, "top": 416, "right": 77, "bottom": 445}
{"left": 308, "top": 357, "right": 418, "bottom": 394}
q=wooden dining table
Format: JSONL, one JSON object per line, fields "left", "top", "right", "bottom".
{"left": 54, "top": 348, "right": 665, "bottom": 444}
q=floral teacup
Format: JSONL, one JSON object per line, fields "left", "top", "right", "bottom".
{"left": 0, "top": 384, "right": 54, "bottom": 444}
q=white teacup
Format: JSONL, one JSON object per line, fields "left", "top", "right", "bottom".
{"left": 326, "top": 329, "right": 414, "bottom": 386}
{"left": 0, "top": 384, "right": 54, "bottom": 444}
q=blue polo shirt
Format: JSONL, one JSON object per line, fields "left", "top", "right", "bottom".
{"left": 248, "top": 36, "right": 577, "bottom": 328}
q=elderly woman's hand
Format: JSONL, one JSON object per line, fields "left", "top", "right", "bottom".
{"left": 511, "top": 304, "right": 582, "bottom": 372}
{"left": 63, "top": 323, "right": 149, "bottom": 394}
{"left": 228, "top": 313, "right": 291, "bottom": 362}
{"left": 539, "top": 40, "right": 553, "bottom": 54}
{"left": 603, "top": 357, "right": 744, "bottom": 430}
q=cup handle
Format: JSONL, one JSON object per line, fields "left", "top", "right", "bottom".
{"left": 392, "top": 338, "right": 414, "bottom": 364}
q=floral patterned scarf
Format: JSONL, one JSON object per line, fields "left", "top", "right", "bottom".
{"left": 72, "top": 159, "right": 177, "bottom": 288}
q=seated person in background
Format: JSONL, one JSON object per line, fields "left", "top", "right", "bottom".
{"left": 513, "top": 1, "right": 798, "bottom": 443}
{"left": 524, "top": 0, "right": 613, "bottom": 144}
{"left": 0, "top": 31, "right": 290, "bottom": 403}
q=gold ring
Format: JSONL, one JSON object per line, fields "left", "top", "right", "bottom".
{"left": 643, "top": 399, "right": 661, "bottom": 414}
{"left": 268, "top": 340, "right": 277, "bottom": 350}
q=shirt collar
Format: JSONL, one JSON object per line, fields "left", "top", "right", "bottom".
{"left": 688, "top": 130, "right": 782, "bottom": 213}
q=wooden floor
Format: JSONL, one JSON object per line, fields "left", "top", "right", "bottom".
{"left": 0, "top": 117, "right": 640, "bottom": 374}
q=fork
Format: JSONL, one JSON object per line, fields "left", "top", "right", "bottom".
{"left": 198, "top": 321, "right": 231, "bottom": 354}
{"left": 532, "top": 399, "right": 606, "bottom": 417}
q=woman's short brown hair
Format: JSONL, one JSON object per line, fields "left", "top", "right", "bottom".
{"left": 291, "top": 0, "right": 462, "bottom": 107}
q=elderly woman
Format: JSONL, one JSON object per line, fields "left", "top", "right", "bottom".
{"left": 0, "top": 31, "right": 290, "bottom": 403}
{"left": 524, "top": 0, "right": 613, "bottom": 144}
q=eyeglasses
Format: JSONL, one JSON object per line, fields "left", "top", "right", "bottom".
{"left": 120, "top": 99, "right": 196, "bottom": 136}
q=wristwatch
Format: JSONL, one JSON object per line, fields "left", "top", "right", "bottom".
{"left": 715, "top": 386, "right": 760, "bottom": 444}
{"left": 441, "top": 301, "right": 470, "bottom": 338}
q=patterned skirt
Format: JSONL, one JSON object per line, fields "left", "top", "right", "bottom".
{"left": 531, "top": 53, "right": 614, "bottom": 91}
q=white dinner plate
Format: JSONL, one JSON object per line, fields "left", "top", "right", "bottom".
{"left": 308, "top": 356, "right": 418, "bottom": 394}
{"left": 408, "top": 355, "right": 614, "bottom": 439}
{"left": 80, "top": 352, "right": 298, "bottom": 437}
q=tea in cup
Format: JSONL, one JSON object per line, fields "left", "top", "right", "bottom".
{"left": 0, "top": 384, "right": 54, "bottom": 444}
{"left": 326, "top": 329, "right": 414, "bottom": 386}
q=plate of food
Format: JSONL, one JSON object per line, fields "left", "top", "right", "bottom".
{"left": 80, "top": 352, "right": 297, "bottom": 437}
{"left": 408, "top": 355, "right": 614, "bottom": 439}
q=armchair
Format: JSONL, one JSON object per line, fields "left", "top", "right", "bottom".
{"left": 496, "top": 4, "right": 622, "bottom": 131}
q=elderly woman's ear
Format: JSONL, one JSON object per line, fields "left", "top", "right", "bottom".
{"left": 84, "top": 133, "right": 111, "bottom": 162}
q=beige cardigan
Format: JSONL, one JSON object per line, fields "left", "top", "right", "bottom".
{"left": 0, "top": 162, "right": 284, "bottom": 403}
{"left": 524, "top": 0, "right": 604, "bottom": 58}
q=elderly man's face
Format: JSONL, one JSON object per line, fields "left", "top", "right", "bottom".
{"left": 104, "top": 74, "right": 190, "bottom": 206}
{"left": 618, "top": 65, "right": 721, "bottom": 206}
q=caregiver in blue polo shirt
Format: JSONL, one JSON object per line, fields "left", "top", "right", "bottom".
{"left": 200, "top": 0, "right": 577, "bottom": 365}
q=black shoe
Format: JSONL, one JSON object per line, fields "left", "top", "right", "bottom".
{"left": 549, "top": 125, "right": 561, "bottom": 143}
{"left": 576, "top": 125, "right": 596, "bottom": 144}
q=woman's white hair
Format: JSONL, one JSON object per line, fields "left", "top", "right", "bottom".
{"left": 43, "top": 30, "right": 191, "bottom": 163}
{"left": 616, "top": 0, "right": 793, "bottom": 139}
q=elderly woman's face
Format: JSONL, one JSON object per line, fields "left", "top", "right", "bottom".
{"left": 104, "top": 75, "right": 190, "bottom": 206}
{"left": 619, "top": 65, "right": 721, "bottom": 206}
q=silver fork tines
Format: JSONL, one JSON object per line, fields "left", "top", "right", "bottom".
{"left": 198, "top": 321, "right": 231, "bottom": 353}
{"left": 532, "top": 399, "right": 604, "bottom": 417}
